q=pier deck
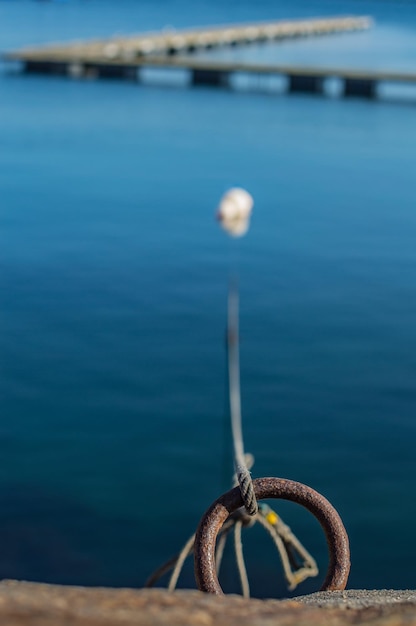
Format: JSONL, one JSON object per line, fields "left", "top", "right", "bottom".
{"left": 3, "top": 16, "right": 372, "bottom": 62}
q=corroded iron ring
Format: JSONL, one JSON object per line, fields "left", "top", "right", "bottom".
{"left": 194, "top": 477, "right": 350, "bottom": 594}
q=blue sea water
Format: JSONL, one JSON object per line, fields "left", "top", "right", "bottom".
{"left": 1, "top": 0, "right": 416, "bottom": 598}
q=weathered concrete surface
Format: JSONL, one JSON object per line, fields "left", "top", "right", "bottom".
{"left": 297, "top": 589, "right": 416, "bottom": 609}
{"left": 0, "top": 581, "right": 415, "bottom": 626}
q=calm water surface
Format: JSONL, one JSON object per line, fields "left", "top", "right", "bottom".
{"left": 0, "top": 0, "right": 416, "bottom": 597}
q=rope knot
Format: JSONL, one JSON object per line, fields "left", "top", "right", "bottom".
{"left": 236, "top": 464, "right": 258, "bottom": 516}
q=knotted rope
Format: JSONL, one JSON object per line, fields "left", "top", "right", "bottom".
{"left": 227, "top": 284, "right": 257, "bottom": 516}
{"left": 145, "top": 282, "right": 319, "bottom": 596}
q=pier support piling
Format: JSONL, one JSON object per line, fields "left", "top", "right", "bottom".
{"left": 344, "top": 78, "right": 376, "bottom": 98}
{"left": 89, "top": 64, "right": 138, "bottom": 80}
{"left": 288, "top": 74, "right": 323, "bottom": 94}
{"left": 192, "top": 69, "right": 229, "bottom": 87}
{"left": 24, "top": 60, "right": 68, "bottom": 75}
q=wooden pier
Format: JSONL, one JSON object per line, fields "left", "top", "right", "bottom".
{"left": 3, "top": 16, "right": 372, "bottom": 62}
{"left": 4, "top": 15, "right": 415, "bottom": 100}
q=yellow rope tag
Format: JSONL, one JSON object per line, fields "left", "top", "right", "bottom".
{"left": 266, "top": 511, "right": 279, "bottom": 526}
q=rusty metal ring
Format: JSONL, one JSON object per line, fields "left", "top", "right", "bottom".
{"left": 194, "top": 476, "right": 350, "bottom": 594}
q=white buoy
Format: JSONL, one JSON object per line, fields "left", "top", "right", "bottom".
{"left": 216, "top": 187, "right": 253, "bottom": 237}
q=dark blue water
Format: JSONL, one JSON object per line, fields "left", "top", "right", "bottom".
{"left": 1, "top": 0, "right": 416, "bottom": 598}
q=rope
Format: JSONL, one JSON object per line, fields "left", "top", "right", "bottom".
{"left": 168, "top": 533, "right": 195, "bottom": 591}
{"left": 145, "top": 274, "right": 319, "bottom": 596}
{"left": 234, "top": 520, "right": 250, "bottom": 598}
{"left": 227, "top": 284, "right": 258, "bottom": 516}
{"left": 145, "top": 504, "right": 318, "bottom": 594}
{"left": 215, "top": 526, "right": 231, "bottom": 575}
{"left": 145, "top": 518, "right": 236, "bottom": 590}
{"left": 256, "top": 512, "right": 298, "bottom": 590}
{"left": 256, "top": 504, "right": 319, "bottom": 590}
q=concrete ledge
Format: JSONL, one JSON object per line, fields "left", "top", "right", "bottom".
{"left": 0, "top": 581, "right": 415, "bottom": 625}
{"left": 297, "top": 589, "right": 416, "bottom": 609}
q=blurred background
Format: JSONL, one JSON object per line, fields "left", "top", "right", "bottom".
{"left": 1, "top": 0, "right": 416, "bottom": 599}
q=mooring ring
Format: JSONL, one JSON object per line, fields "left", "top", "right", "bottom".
{"left": 194, "top": 476, "right": 350, "bottom": 594}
